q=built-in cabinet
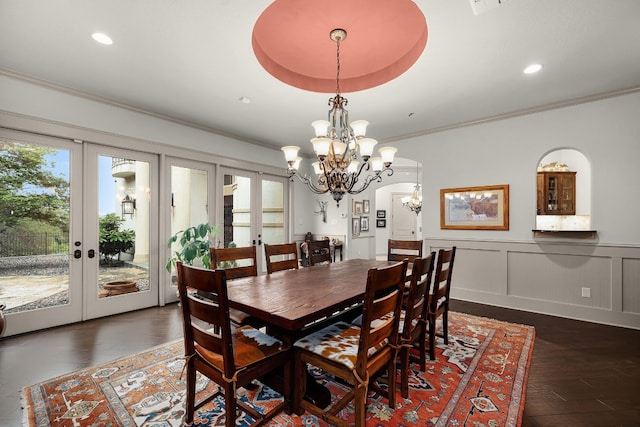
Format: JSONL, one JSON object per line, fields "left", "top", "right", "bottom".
{"left": 537, "top": 171, "right": 576, "bottom": 215}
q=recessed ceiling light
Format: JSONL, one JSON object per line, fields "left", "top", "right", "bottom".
{"left": 238, "top": 96, "right": 251, "bottom": 104}
{"left": 523, "top": 63, "right": 543, "bottom": 74}
{"left": 91, "top": 32, "right": 113, "bottom": 45}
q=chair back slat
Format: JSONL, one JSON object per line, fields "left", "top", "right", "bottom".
{"left": 430, "top": 247, "right": 456, "bottom": 313}
{"left": 265, "top": 242, "right": 299, "bottom": 274}
{"left": 403, "top": 252, "right": 436, "bottom": 340}
{"left": 356, "top": 260, "right": 408, "bottom": 373}
{"left": 307, "top": 240, "right": 332, "bottom": 266}
{"left": 210, "top": 246, "right": 258, "bottom": 279}
{"left": 176, "top": 262, "right": 235, "bottom": 376}
{"left": 388, "top": 239, "right": 423, "bottom": 262}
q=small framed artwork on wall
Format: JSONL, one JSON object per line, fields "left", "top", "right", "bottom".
{"left": 376, "top": 219, "right": 386, "bottom": 228}
{"left": 363, "top": 199, "right": 370, "bottom": 214}
{"left": 361, "top": 216, "right": 369, "bottom": 232}
{"left": 352, "top": 217, "right": 361, "bottom": 237}
{"left": 376, "top": 210, "right": 386, "bottom": 218}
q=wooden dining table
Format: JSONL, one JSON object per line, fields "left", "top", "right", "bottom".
{"left": 226, "top": 258, "right": 397, "bottom": 408}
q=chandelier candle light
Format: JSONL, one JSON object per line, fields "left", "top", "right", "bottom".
{"left": 402, "top": 161, "right": 422, "bottom": 215}
{"left": 282, "top": 28, "right": 398, "bottom": 207}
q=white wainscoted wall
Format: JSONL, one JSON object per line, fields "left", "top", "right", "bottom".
{"left": 425, "top": 239, "right": 640, "bottom": 330}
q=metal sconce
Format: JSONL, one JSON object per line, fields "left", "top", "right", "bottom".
{"left": 121, "top": 194, "right": 136, "bottom": 218}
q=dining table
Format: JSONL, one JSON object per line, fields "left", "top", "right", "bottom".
{"left": 226, "top": 258, "right": 398, "bottom": 408}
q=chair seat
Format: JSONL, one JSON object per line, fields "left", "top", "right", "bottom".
{"left": 195, "top": 325, "right": 287, "bottom": 370}
{"left": 353, "top": 310, "right": 418, "bottom": 334}
{"left": 294, "top": 321, "right": 388, "bottom": 370}
{"left": 229, "top": 308, "right": 253, "bottom": 325}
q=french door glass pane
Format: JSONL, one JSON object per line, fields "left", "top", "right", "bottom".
{"left": 0, "top": 140, "right": 71, "bottom": 313}
{"left": 261, "top": 179, "right": 285, "bottom": 272}
{"left": 97, "top": 156, "right": 150, "bottom": 298}
{"left": 167, "top": 165, "right": 209, "bottom": 276}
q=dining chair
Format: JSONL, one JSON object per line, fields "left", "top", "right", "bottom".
{"left": 293, "top": 260, "right": 408, "bottom": 427}
{"left": 209, "top": 245, "right": 260, "bottom": 327}
{"left": 398, "top": 252, "right": 435, "bottom": 398}
{"left": 306, "top": 239, "right": 332, "bottom": 266}
{"left": 387, "top": 239, "right": 423, "bottom": 263}
{"left": 427, "top": 246, "right": 457, "bottom": 360}
{"left": 176, "top": 262, "right": 291, "bottom": 427}
{"left": 264, "top": 242, "right": 299, "bottom": 274}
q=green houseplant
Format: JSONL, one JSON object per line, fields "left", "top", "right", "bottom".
{"left": 165, "top": 222, "right": 219, "bottom": 272}
{"left": 99, "top": 213, "right": 135, "bottom": 266}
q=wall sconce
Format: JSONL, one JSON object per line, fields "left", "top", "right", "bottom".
{"left": 121, "top": 194, "right": 136, "bottom": 218}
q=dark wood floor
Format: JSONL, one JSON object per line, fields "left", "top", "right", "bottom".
{"left": 2, "top": 301, "right": 639, "bottom": 426}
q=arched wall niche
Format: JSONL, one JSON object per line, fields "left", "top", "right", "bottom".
{"left": 535, "top": 148, "right": 592, "bottom": 231}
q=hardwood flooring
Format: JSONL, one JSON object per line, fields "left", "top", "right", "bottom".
{"left": 1, "top": 300, "right": 639, "bottom": 426}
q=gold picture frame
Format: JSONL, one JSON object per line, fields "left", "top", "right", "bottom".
{"left": 440, "top": 184, "right": 509, "bottom": 230}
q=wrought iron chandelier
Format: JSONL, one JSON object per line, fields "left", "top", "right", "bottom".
{"left": 281, "top": 28, "right": 397, "bottom": 207}
{"left": 402, "top": 161, "right": 422, "bottom": 215}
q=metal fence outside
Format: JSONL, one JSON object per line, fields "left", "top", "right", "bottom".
{"left": 0, "top": 232, "right": 69, "bottom": 257}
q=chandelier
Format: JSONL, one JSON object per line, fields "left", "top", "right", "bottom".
{"left": 281, "top": 28, "right": 397, "bottom": 207}
{"left": 402, "top": 161, "right": 422, "bottom": 215}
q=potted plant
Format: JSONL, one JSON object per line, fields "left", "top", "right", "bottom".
{"left": 165, "top": 222, "right": 219, "bottom": 273}
{"left": 99, "top": 213, "right": 135, "bottom": 266}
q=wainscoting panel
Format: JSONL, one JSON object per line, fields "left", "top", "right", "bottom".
{"left": 507, "top": 252, "right": 611, "bottom": 309}
{"left": 425, "top": 238, "right": 640, "bottom": 330}
{"left": 623, "top": 257, "right": 640, "bottom": 314}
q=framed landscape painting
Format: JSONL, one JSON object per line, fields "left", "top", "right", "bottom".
{"left": 440, "top": 184, "right": 509, "bottom": 230}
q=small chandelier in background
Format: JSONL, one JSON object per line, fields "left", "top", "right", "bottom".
{"left": 281, "top": 28, "right": 397, "bottom": 207}
{"left": 402, "top": 161, "right": 422, "bottom": 215}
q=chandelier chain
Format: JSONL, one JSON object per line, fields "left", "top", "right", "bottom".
{"left": 335, "top": 37, "right": 341, "bottom": 96}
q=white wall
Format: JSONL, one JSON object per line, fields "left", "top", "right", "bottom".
{"left": 2, "top": 73, "right": 639, "bottom": 328}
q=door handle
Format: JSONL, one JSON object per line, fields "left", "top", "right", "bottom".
{"left": 88, "top": 249, "right": 96, "bottom": 258}
{"left": 74, "top": 249, "right": 82, "bottom": 259}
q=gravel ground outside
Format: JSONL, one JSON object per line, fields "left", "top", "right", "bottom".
{"left": 0, "top": 255, "right": 150, "bottom": 314}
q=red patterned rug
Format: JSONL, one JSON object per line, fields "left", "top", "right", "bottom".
{"left": 22, "top": 312, "right": 534, "bottom": 426}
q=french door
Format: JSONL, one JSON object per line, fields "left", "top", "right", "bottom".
{"left": 83, "top": 144, "right": 158, "bottom": 320}
{"left": 164, "top": 158, "right": 215, "bottom": 303}
{"left": 0, "top": 130, "right": 158, "bottom": 336}
{"left": 218, "top": 167, "right": 288, "bottom": 274}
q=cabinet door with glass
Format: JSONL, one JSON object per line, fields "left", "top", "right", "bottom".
{"left": 537, "top": 171, "right": 576, "bottom": 215}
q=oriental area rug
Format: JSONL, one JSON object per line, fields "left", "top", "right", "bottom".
{"left": 22, "top": 312, "right": 535, "bottom": 427}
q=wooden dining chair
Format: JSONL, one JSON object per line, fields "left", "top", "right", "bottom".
{"left": 427, "top": 246, "right": 457, "bottom": 360}
{"left": 209, "top": 245, "right": 260, "bottom": 327}
{"left": 387, "top": 239, "right": 423, "bottom": 263}
{"left": 306, "top": 239, "right": 332, "bottom": 266}
{"left": 264, "top": 242, "right": 299, "bottom": 274}
{"left": 176, "top": 262, "right": 291, "bottom": 427}
{"left": 293, "top": 260, "right": 408, "bottom": 427}
{"left": 398, "top": 252, "right": 435, "bottom": 398}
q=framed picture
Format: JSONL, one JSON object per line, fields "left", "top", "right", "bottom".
{"left": 440, "top": 184, "right": 509, "bottom": 230}
{"left": 360, "top": 216, "right": 369, "bottom": 232}
{"left": 363, "top": 199, "right": 370, "bottom": 214}
{"left": 353, "top": 200, "right": 363, "bottom": 215}
{"left": 376, "top": 210, "right": 386, "bottom": 219}
{"left": 352, "top": 217, "right": 361, "bottom": 237}
{"left": 376, "top": 219, "right": 386, "bottom": 228}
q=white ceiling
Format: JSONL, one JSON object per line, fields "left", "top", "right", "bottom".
{"left": 1, "top": 0, "right": 640, "bottom": 160}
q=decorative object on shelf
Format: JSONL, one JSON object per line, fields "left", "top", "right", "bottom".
{"left": 360, "top": 216, "right": 370, "bottom": 232}
{"left": 440, "top": 184, "right": 509, "bottom": 230}
{"left": 537, "top": 161, "right": 569, "bottom": 172}
{"left": 377, "top": 219, "right": 386, "bottom": 228}
{"left": 281, "top": 28, "right": 398, "bottom": 207}
{"left": 376, "top": 210, "right": 386, "bottom": 219}
{"left": 402, "top": 161, "right": 422, "bottom": 215}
